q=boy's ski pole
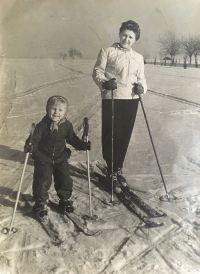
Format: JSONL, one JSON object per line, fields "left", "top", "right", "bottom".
{"left": 2, "top": 123, "right": 35, "bottom": 235}
{"left": 82, "top": 117, "right": 97, "bottom": 220}
{"left": 138, "top": 95, "right": 171, "bottom": 201}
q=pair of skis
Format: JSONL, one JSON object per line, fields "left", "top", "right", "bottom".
{"left": 25, "top": 189, "right": 165, "bottom": 243}
{"left": 94, "top": 170, "right": 166, "bottom": 228}
{"left": 22, "top": 194, "right": 59, "bottom": 242}
{"left": 24, "top": 182, "right": 165, "bottom": 243}
{"left": 116, "top": 187, "right": 166, "bottom": 228}
{"left": 2, "top": 121, "right": 96, "bottom": 242}
{"left": 98, "top": 89, "right": 168, "bottom": 227}
{"left": 48, "top": 198, "right": 98, "bottom": 237}
{"left": 23, "top": 194, "right": 97, "bottom": 242}
{"left": 3, "top": 108, "right": 167, "bottom": 241}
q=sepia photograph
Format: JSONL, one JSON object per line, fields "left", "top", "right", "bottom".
{"left": 0, "top": 0, "right": 200, "bottom": 273}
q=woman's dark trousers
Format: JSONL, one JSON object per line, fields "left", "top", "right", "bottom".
{"left": 102, "top": 99, "right": 139, "bottom": 173}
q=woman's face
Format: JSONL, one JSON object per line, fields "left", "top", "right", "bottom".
{"left": 119, "top": 29, "right": 136, "bottom": 50}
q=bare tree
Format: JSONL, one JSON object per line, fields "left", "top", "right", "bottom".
{"left": 181, "top": 36, "right": 200, "bottom": 64}
{"left": 159, "top": 52, "right": 164, "bottom": 66}
{"left": 154, "top": 56, "right": 157, "bottom": 65}
{"left": 68, "top": 48, "right": 83, "bottom": 59}
{"left": 193, "top": 37, "right": 200, "bottom": 67}
{"left": 194, "top": 51, "right": 199, "bottom": 67}
{"left": 68, "top": 48, "right": 75, "bottom": 59}
{"left": 157, "top": 31, "right": 181, "bottom": 65}
{"left": 60, "top": 52, "right": 67, "bottom": 59}
{"left": 76, "top": 52, "right": 83, "bottom": 59}
{"left": 183, "top": 54, "right": 187, "bottom": 69}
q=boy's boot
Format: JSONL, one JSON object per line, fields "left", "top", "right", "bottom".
{"left": 59, "top": 199, "right": 74, "bottom": 213}
{"left": 117, "top": 168, "right": 129, "bottom": 188}
{"left": 32, "top": 202, "right": 47, "bottom": 218}
{"left": 108, "top": 172, "right": 122, "bottom": 194}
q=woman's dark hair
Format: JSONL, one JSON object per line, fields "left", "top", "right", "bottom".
{"left": 119, "top": 20, "right": 141, "bottom": 41}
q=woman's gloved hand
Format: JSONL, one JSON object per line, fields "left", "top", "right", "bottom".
{"left": 102, "top": 78, "right": 117, "bottom": 90}
{"left": 133, "top": 83, "right": 144, "bottom": 95}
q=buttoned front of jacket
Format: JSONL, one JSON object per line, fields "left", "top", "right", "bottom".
{"left": 29, "top": 116, "right": 85, "bottom": 164}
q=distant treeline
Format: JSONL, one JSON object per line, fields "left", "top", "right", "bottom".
{"left": 143, "top": 32, "right": 200, "bottom": 68}
{"left": 60, "top": 49, "right": 83, "bottom": 59}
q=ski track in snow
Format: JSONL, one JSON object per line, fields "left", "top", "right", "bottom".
{"left": 0, "top": 59, "right": 200, "bottom": 273}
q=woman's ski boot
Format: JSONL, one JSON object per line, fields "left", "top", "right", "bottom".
{"left": 59, "top": 200, "right": 75, "bottom": 213}
{"left": 117, "top": 168, "right": 130, "bottom": 189}
{"left": 32, "top": 202, "right": 48, "bottom": 218}
{"left": 109, "top": 172, "right": 122, "bottom": 194}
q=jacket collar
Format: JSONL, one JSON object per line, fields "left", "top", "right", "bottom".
{"left": 112, "top": 42, "right": 131, "bottom": 52}
{"left": 111, "top": 42, "right": 140, "bottom": 62}
{"left": 42, "top": 115, "right": 67, "bottom": 132}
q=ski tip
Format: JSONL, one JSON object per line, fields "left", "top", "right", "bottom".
{"left": 52, "top": 236, "right": 63, "bottom": 245}
{"left": 143, "top": 217, "right": 165, "bottom": 228}
{"left": 87, "top": 231, "right": 100, "bottom": 236}
{"left": 82, "top": 214, "right": 98, "bottom": 221}
{"left": 147, "top": 222, "right": 164, "bottom": 228}
{"left": 148, "top": 212, "right": 167, "bottom": 218}
{"left": 81, "top": 227, "right": 99, "bottom": 236}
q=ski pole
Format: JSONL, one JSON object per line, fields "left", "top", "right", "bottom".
{"left": 138, "top": 95, "right": 170, "bottom": 200}
{"left": 111, "top": 89, "right": 114, "bottom": 203}
{"left": 2, "top": 123, "right": 35, "bottom": 235}
{"left": 82, "top": 117, "right": 93, "bottom": 217}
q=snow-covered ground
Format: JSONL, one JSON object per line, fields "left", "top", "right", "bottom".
{"left": 0, "top": 58, "right": 200, "bottom": 274}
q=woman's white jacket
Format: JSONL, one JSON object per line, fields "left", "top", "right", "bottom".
{"left": 93, "top": 44, "right": 147, "bottom": 99}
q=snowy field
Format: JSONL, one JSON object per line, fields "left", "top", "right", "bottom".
{"left": 0, "top": 58, "right": 200, "bottom": 274}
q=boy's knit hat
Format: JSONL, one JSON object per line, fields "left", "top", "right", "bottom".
{"left": 46, "top": 95, "right": 68, "bottom": 112}
{"left": 46, "top": 95, "right": 68, "bottom": 132}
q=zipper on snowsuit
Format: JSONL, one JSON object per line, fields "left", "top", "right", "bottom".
{"left": 52, "top": 130, "right": 58, "bottom": 165}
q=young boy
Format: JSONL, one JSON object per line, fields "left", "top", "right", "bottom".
{"left": 24, "top": 95, "right": 91, "bottom": 217}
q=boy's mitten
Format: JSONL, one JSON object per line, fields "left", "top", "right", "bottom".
{"left": 83, "top": 141, "right": 91, "bottom": 151}
{"left": 133, "top": 83, "right": 144, "bottom": 95}
{"left": 24, "top": 138, "right": 33, "bottom": 153}
{"left": 102, "top": 78, "right": 117, "bottom": 90}
{"left": 65, "top": 147, "right": 71, "bottom": 159}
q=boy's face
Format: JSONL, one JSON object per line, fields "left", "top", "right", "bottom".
{"left": 47, "top": 102, "right": 67, "bottom": 122}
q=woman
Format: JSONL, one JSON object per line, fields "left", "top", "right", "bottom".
{"left": 93, "top": 20, "right": 147, "bottom": 193}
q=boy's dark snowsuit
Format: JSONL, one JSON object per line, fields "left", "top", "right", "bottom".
{"left": 26, "top": 115, "right": 87, "bottom": 203}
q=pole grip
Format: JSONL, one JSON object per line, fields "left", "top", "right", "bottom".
{"left": 29, "top": 123, "right": 36, "bottom": 145}
{"left": 82, "top": 117, "right": 89, "bottom": 141}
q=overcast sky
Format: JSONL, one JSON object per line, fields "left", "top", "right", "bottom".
{"left": 1, "top": 0, "right": 200, "bottom": 59}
